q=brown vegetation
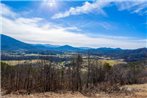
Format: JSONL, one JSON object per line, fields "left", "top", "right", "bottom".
{"left": 2, "top": 84, "right": 147, "bottom": 98}
{"left": 1, "top": 54, "right": 147, "bottom": 95}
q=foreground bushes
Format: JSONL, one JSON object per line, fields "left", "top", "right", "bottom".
{"left": 1, "top": 56, "right": 147, "bottom": 94}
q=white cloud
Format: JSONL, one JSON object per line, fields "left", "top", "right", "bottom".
{"left": 16, "top": 17, "right": 43, "bottom": 24}
{"left": 1, "top": 3, "right": 146, "bottom": 49}
{"left": 52, "top": 0, "right": 147, "bottom": 19}
{"left": 0, "top": 3, "right": 16, "bottom": 17}
{"left": 116, "top": 0, "right": 147, "bottom": 15}
{"left": 52, "top": 1, "right": 108, "bottom": 19}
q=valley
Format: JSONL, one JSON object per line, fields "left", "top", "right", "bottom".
{"left": 1, "top": 34, "right": 147, "bottom": 98}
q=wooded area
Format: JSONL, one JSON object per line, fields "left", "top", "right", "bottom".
{"left": 1, "top": 54, "right": 147, "bottom": 94}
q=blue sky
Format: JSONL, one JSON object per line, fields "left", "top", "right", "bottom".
{"left": 1, "top": 0, "right": 147, "bottom": 49}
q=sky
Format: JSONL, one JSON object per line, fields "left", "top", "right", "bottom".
{"left": 0, "top": 0, "right": 147, "bottom": 49}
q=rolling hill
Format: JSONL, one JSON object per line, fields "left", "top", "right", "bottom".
{"left": 1, "top": 34, "right": 35, "bottom": 50}
{"left": 0, "top": 34, "right": 82, "bottom": 51}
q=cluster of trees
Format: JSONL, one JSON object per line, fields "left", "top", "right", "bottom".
{"left": 1, "top": 54, "right": 147, "bottom": 94}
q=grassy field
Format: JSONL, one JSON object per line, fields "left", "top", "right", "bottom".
{"left": 1, "top": 60, "right": 44, "bottom": 65}
{"left": 98, "top": 60, "right": 126, "bottom": 66}
{"left": 2, "top": 59, "right": 126, "bottom": 66}
{"left": 98, "top": 59, "right": 126, "bottom": 66}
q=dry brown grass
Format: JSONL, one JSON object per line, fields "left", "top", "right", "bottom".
{"left": 122, "top": 83, "right": 147, "bottom": 98}
{"left": 2, "top": 84, "right": 147, "bottom": 98}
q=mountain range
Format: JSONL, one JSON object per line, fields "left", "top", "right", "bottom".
{"left": 0, "top": 34, "right": 126, "bottom": 51}
{"left": 1, "top": 34, "right": 147, "bottom": 62}
{"left": 1, "top": 34, "right": 81, "bottom": 51}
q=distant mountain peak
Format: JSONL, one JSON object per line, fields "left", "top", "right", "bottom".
{"left": 61, "top": 45, "right": 73, "bottom": 47}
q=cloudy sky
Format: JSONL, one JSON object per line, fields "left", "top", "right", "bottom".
{"left": 1, "top": 0, "right": 147, "bottom": 49}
